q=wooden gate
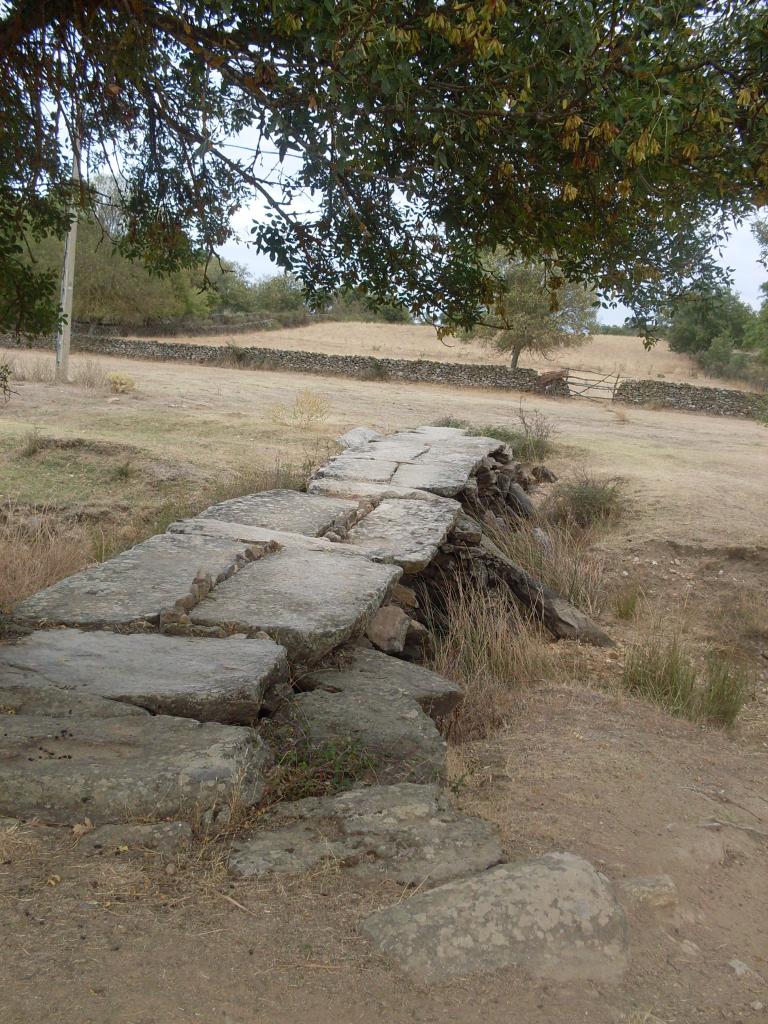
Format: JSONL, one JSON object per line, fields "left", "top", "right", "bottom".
{"left": 562, "top": 368, "right": 622, "bottom": 401}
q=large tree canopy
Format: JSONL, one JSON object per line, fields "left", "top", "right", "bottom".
{"left": 1, "top": 0, "right": 766, "bottom": 336}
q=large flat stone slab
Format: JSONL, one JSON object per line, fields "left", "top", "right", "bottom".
{"left": 344, "top": 498, "right": 459, "bottom": 572}
{"left": 229, "top": 783, "right": 503, "bottom": 886}
{"left": 12, "top": 533, "right": 261, "bottom": 629}
{"left": 315, "top": 457, "right": 398, "bottom": 484}
{"left": 391, "top": 457, "right": 485, "bottom": 497}
{"left": 277, "top": 687, "right": 446, "bottom": 783}
{"left": 168, "top": 517, "right": 369, "bottom": 559}
{"left": 307, "top": 479, "right": 451, "bottom": 504}
{"left": 302, "top": 648, "right": 463, "bottom": 720}
{"left": 0, "top": 630, "right": 288, "bottom": 723}
{"left": 362, "top": 853, "right": 628, "bottom": 983}
{"left": 198, "top": 490, "right": 357, "bottom": 537}
{"left": 190, "top": 548, "right": 400, "bottom": 664}
{"left": 0, "top": 685, "right": 271, "bottom": 824}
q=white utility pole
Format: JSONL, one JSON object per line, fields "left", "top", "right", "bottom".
{"left": 54, "top": 136, "right": 81, "bottom": 383}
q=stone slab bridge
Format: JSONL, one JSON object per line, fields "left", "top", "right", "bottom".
{"left": 0, "top": 426, "right": 636, "bottom": 983}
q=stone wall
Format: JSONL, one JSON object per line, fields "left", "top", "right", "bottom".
{"left": 5, "top": 331, "right": 548, "bottom": 392}
{"left": 614, "top": 378, "right": 767, "bottom": 419}
{"left": 4, "top": 331, "right": 765, "bottom": 417}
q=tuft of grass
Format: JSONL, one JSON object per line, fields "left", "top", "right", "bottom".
{"left": 424, "top": 577, "right": 554, "bottom": 741}
{"left": 433, "top": 404, "right": 557, "bottom": 462}
{"left": 697, "top": 652, "right": 753, "bottom": 728}
{"left": 545, "top": 472, "right": 627, "bottom": 529}
{"left": 264, "top": 740, "right": 375, "bottom": 804}
{"left": 18, "top": 428, "right": 45, "bottom": 457}
{"left": 107, "top": 372, "right": 137, "bottom": 394}
{"left": 485, "top": 515, "right": 607, "bottom": 615}
{"left": 622, "top": 636, "right": 696, "bottom": 718}
{"left": 112, "top": 459, "right": 135, "bottom": 481}
{"left": 270, "top": 388, "right": 331, "bottom": 429}
{"left": 0, "top": 452, "right": 326, "bottom": 610}
{"left": 622, "top": 636, "right": 752, "bottom": 727}
{"left": 614, "top": 584, "right": 643, "bottom": 621}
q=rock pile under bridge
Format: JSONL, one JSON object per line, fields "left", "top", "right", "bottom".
{"left": 0, "top": 424, "right": 631, "bottom": 982}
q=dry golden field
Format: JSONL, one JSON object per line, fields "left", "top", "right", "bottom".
{"left": 130, "top": 321, "right": 755, "bottom": 388}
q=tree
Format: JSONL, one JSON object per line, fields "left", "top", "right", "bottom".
{"left": 668, "top": 285, "right": 756, "bottom": 355}
{"left": 473, "top": 255, "right": 596, "bottom": 368}
{"left": 1, "top": 0, "right": 767, "bottom": 337}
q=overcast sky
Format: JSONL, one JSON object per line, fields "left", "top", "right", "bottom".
{"left": 219, "top": 210, "right": 766, "bottom": 325}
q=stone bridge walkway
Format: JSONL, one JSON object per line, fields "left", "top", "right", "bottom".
{"left": 0, "top": 426, "right": 628, "bottom": 982}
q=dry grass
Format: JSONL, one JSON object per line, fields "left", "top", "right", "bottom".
{"left": 485, "top": 515, "right": 607, "bottom": 615}
{"left": 269, "top": 388, "right": 332, "bottom": 429}
{"left": 0, "top": 454, "right": 323, "bottom": 612}
{"left": 622, "top": 630, "right": 753, "bottom": 728}
{"left": 3, "top": 352, "right": 110, "bottom": 389}
{"left": 544, "top": 471, "right": 628, "bottom": 529}
{"left": 425, "top": 576, "right": 555, "bottom": 741}
{"left": 434, "top": 405, "right": 557, "bottom": 462}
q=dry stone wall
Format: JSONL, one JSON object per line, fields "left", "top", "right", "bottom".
{"left": 0, "top": 423, "right": 633, "bottom": 982}
{"left": 5, "top": 331, "right": 765, "bottom": 416}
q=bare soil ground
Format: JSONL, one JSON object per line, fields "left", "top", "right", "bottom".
{"left": 134, "top": 322, "right": 753, "bottom": 389}
{"left": 1, "top": 348, "right": 767, "bottom": 1023}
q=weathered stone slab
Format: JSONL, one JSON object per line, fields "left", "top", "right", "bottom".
{"left": 338, "top": 426, "right": 383, "bottom": 449}
{"left": 190, "top": 548, "right": 400, "bottom": 664}
{"left": 316, "top": 457, "right": 398, "bottom": 484}
{"left": 276, "top": 687, "right": 446, "bottom": 783}
{"left": 0, "top": 685, "right": 271, "bottom": 824}
{"left": 390, "top": 459, "right": 482, "bottom": 497}
{"left": 308, "top": 479, "right": 450, "bottom": 504}
{"left": 12, "top": 533, "right": 260, "bottom": 628}
{"left": 229, "top": 783, "right": 503, "bottom": 886}
{"left": 300, "top": 648, "right": 463, "bottom": 720}
{"left": 198, "top": 490, "right": 357, "bottom": 537}
{"left": 344, "top": 498, "right": 459, "bottom": 571}
{"left": 168, "top": 518, "right": 369, "bottom": 559}
{"left": 361, "top": 853, "right": 628, "bottom": 983}
{"left": 0, "top": 629, "right": 288, "bottom": 723}
{"left": 365, "top": 605, "right": 411, "bottom": 653}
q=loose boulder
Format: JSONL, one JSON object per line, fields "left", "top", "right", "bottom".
{"left": 361, "top": 852, "right": 628, "bottom": 983}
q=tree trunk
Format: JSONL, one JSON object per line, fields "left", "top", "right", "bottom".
{"left": 510, "top": 344, "right": 523, "bottom": 370}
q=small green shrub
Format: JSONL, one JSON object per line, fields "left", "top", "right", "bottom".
{"left": 546, "top": 472, "right": 627, "bottom": 529}
{"left": 622, "top": 639, "right": 752, "bottom": 727}
{"left": 622, "top": 637, "right": 697, "bottom": 717}
{"left": 19, "top": 429, "right": 45, "bottom": 457}
{"left": 696, "top": 653, "right": 753, "bottom": 727}
{"left": 614, "top": 584, "right": 642, "bottom": 621}
{"left": 112, "top": 460, "right": 135, "bottom": 481}
{"left": 266, "top": 740, "right": 375, "bottom": 803}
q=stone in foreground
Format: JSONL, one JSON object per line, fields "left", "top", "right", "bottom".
{"left": 361, "top": 853, "right": 628, "bottom": 983}
{"left": 300, "top": 647, "right": 463, "bottom": 720}
{"left": 12, "top": 533, "right": 260, "bottom": 628}
{"left": 344, "top": 498, "right": 459, "bottom": 572}
{"left": 190, "top": 547, "right": 400, "bottom": 664}
{"left": 618, "top": 874, "right": 678, "bottom": 910}
{"left": 0, "top": 629, "right": 288, "bottom": 723}
{"left": 229, "top": 783, "right": 502, "bottom": 886}
{"left": 308, "top": 478, "right": 452, "bottom": 504}
{"left": 198, "top": 489, "right": 357, "bottom": 537}
{"left": 277, "top": 687, "right": 446, "bottom": 783}
{"left": 0, "top": 685, "right": 270, "bottom": 824}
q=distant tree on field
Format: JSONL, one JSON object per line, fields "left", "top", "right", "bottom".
{"left": 668, "top": 286, "right": 755, "bottom": 355}
{"left": 473, "top": 255, "right": 597, "bottom": 369}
